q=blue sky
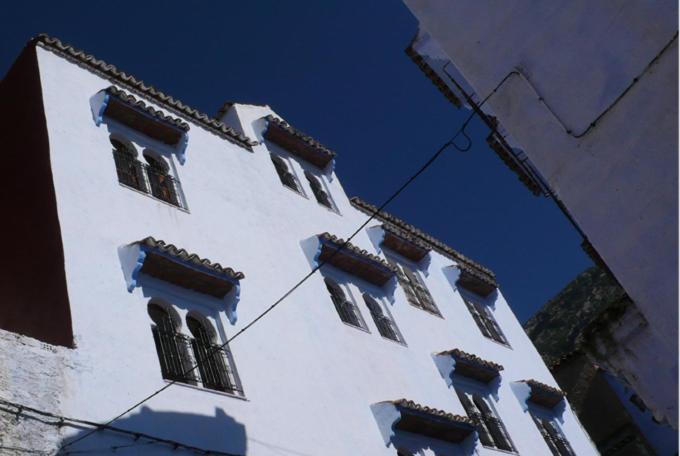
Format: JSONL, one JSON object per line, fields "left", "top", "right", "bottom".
{"left": 1, "top": 1, "right": 591, "bottom": 323}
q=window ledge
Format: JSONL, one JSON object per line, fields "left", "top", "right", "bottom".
{"left": 316, "top": 201, "right": 341, "bottom": 216}
{"left": 282, "top": 183, "right": 308, "bottom": 199}
{"left": 407, "top": 301, "right": 445, "bottom": 319}
{"left": 341, "top": 320, "right": 371, "bottom": 334}
{"left": 165, "top": 379, "right": 248, "bottom": 401}
{"left": 481, "top": 445, "right": 518, "bottom": 455}
{"left": 119, "top": 182, "right": 190, "bottom": 213}
{"left": 482, "top": 335, "right": 513, "bottom": 350}
{"left": 380, "top": 335, "right": 408, "bottom": 347}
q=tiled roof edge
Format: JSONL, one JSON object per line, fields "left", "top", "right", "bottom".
{"left": 349, "top": 197, "right": 497, "bottom": 285}
{"left": 33, "top": 34, "right": 258, "bottom": 149}
{"left": 405, "top": 37, "right": 462, "bottom": 108}
{"left": 524, "top": 379, "right": 565, "bottom": 398}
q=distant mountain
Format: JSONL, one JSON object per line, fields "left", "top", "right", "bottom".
{"left": 524, "top": 266, "right": 628, "bottom": 364}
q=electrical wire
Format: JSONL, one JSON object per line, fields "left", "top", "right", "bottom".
{"left": 58, "top": 78, "right": 498, "bottom": 452}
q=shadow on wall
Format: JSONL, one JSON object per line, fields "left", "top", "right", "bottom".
{"left": 59, "top": 406, "right": 247, "bottom": 455}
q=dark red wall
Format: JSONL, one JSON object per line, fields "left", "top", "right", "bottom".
{"left": 0, "top": 43, "right": 73, "bottom": 347}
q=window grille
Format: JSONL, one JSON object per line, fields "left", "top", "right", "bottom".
{"left": 148, "top": 304, "right": 196, "bottom": 385}
{"left": 456, "top": 388, "right": 515, "bottom": 452}
{"left": 363, "top": 294, "right": 401, "bottom": 342}
{"left": 463, "top": 298, "right": 508, "bottom": 345}
{"left": 270, "top": 154, "right": 301, "bottom": 192}
{"left": 111, "top": 139, "right": 147, "bottom": 192}
{"left": 144, "top": 154, "right": 180, "bottom": 207}
{"left": 324, "top": 278, "right": 364, "bottom": 328}
{"left": 186, "top": 316, "right": 242, "bottom": 395}
{"left": 109, "top": 138, "right": 186, "bottom": 209}
{"left": 385, "top": 256, "right": 441, "bottom": 316}
{"left": 530, "top": 412, "right": 575, "bottom": 456}
{"left": 305, "top": 171, "right": 333, "bottom": 209}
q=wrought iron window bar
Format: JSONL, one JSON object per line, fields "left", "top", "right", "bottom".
{"left": 113, "top": 149, "right": 187, "bottom": 210}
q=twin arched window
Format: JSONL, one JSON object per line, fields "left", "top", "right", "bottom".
{"left": 148, "top": 302, "right": 241, "bottom": 395}
{"left": 110, "top": 136, "right": 182, "bottom": 208}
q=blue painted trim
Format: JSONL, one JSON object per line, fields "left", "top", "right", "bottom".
{"left": 312, "top": 237, "right": 324, "bottom": 268}
{"left": 128, "top": 249, "right": 146, "bottom": 292}
{"left": 327, "top": 158, "right": 336, "bottom": 181}
{"left": 176, "top": 133, "right": 189, "bottom": 165}
{"left": 510, "top": 381, "right": 533, "bottom": 412}
{"left": 225, "top": 282, "right": 241, "bottom": 325}
{"left": 95, "top": 93, "right": 110, "bottom": 126}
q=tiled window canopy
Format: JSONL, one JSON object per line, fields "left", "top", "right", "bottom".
{"left": 119, "top": 237, "right": 245, "bottom": 324}
{"left": 371, "top": 399, "right": 475, "bottom": 445}
{"left": 456, "top": 263, "right": 498, "bottom": 297}
{"left": 263, "top": 115, "right": 336, "bottom": 169}
{"left": 315, "top": 233, "right": 396, "bottom": 286}
{"left": 522, "top": 379, "right": 566, "bottom": 409}
{"left": 381, "top": 224, "right": 430, "bottom": 262}
{"left": 91, "top": 86, "right": 190, "bottom": 164}
{"left": 437, "top": 348, "right": 504, "bottom": 384}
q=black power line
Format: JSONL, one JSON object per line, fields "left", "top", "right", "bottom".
{"left": 59, "top": 78, "right": 503, "bottom": 452}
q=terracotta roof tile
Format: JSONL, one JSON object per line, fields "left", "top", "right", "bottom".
{"left": 393, "top": 399, "right": 473, "bottom": 426}
{"left": 138, "top": 237, "right": 245, "bottom": 281}
{"left": 350, "top": 197, "right": 497, "bottom": 287}
{"left": 33, "top": 34, "right": 257, "bottom": 149}
{"left": 264, "top": 115, "right": 336, "bottom": 168}
{"left": 106, "top": 86, "right": 190, "bottom": 132}
{"left": 439, "top": 348, "right": 504, "bottom": 373}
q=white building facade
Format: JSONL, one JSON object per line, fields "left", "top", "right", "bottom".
{"left": 401, "top": 0, "right": 678, "bottom": 429}
{"left": 0, "top": 35, "right": 597, "bottom": 455}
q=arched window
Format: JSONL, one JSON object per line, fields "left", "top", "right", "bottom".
{"left": 148, "top": 303, "right": 195, "bottom": 384}
{"left": 186, "top": 315, "right": 239, "bottom": 394}
{"left": 270, "top": 154, "right": 301, "bottom": 193}
{"left": 305, "top": 171, "right": 333, "bottom": 209}
{"left": 143, "top": 152, "right": 179, "bottom": 206}
{"left": 110, "top": 136, "right": 146, "bottom": 192}
{"left": 324, "top": 278, "right": 362, "bottom": 328}
{"left": 363, "top": 294, "right": 401, "bottom": 342}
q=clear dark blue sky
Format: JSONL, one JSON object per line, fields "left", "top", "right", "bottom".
{"left": 1, "top": 1, "right": 591, "bottom": 323}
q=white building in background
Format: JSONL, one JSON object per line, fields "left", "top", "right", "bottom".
{"left": 0, "top": 35, "right": 597, "bottom": 455}
{"left": 401, "top": 0, "right": 678, "bottom": 429}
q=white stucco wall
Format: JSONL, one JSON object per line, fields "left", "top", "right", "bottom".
{"left": 1, "top": 45, "right": 597, "bottom": 455}
{"left": 403, "top": 0, "right": 678, "bottom": 427}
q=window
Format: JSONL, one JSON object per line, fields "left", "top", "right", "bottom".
{"left": 462, "top": 296, "right": 508, "bottom": 345}
{"left": 363, "top": 293, "right": 404, "bottom": 344}
{"left": 148, "top": 303, "right": 196, "bottom": 384}
{"left": 109, "top": 135, "right": 186, "bottom": 209}
{"left": 111, "top": 137, "right": 146, "bottom": 192}
{"left": 324, "top": 277, "right": 366, "bottom": 329}
{"left": 385, "top": 254, "right": 440, "bottom": 316}
{"left": 529, "top": 411, "right": 575, "bottom": 456}
{"left": 144, "top": 152, "right": 180, "bottom": 206}
{"left": 148, "top": 302, "right": 243, "bottom": 396}
{"left": 305, "top": 170, "right": 333, "bottom": 209}
{"left": 270, "top": 153, "right": 302, "bottom": 193}
{"left": 455, "top": 388, "right": 515, "bottom": 452}
{"left": 186, "top": 315, "right": 241, "bottom": 395}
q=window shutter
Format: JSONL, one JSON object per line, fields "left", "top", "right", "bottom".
{"left": 473, "top": 395, "right": 515, "bottom": 451}
{"left": 325, "top": 278, "right": 362, "bottom": 327}
{"left": 456, "top": 389, "right": 494, "bottom": 447}
{"left": 530, "top": 414, "right": 561, "bottom": 456}
{"left": 481, "top": 305, "right": 508, "bottom": 344}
